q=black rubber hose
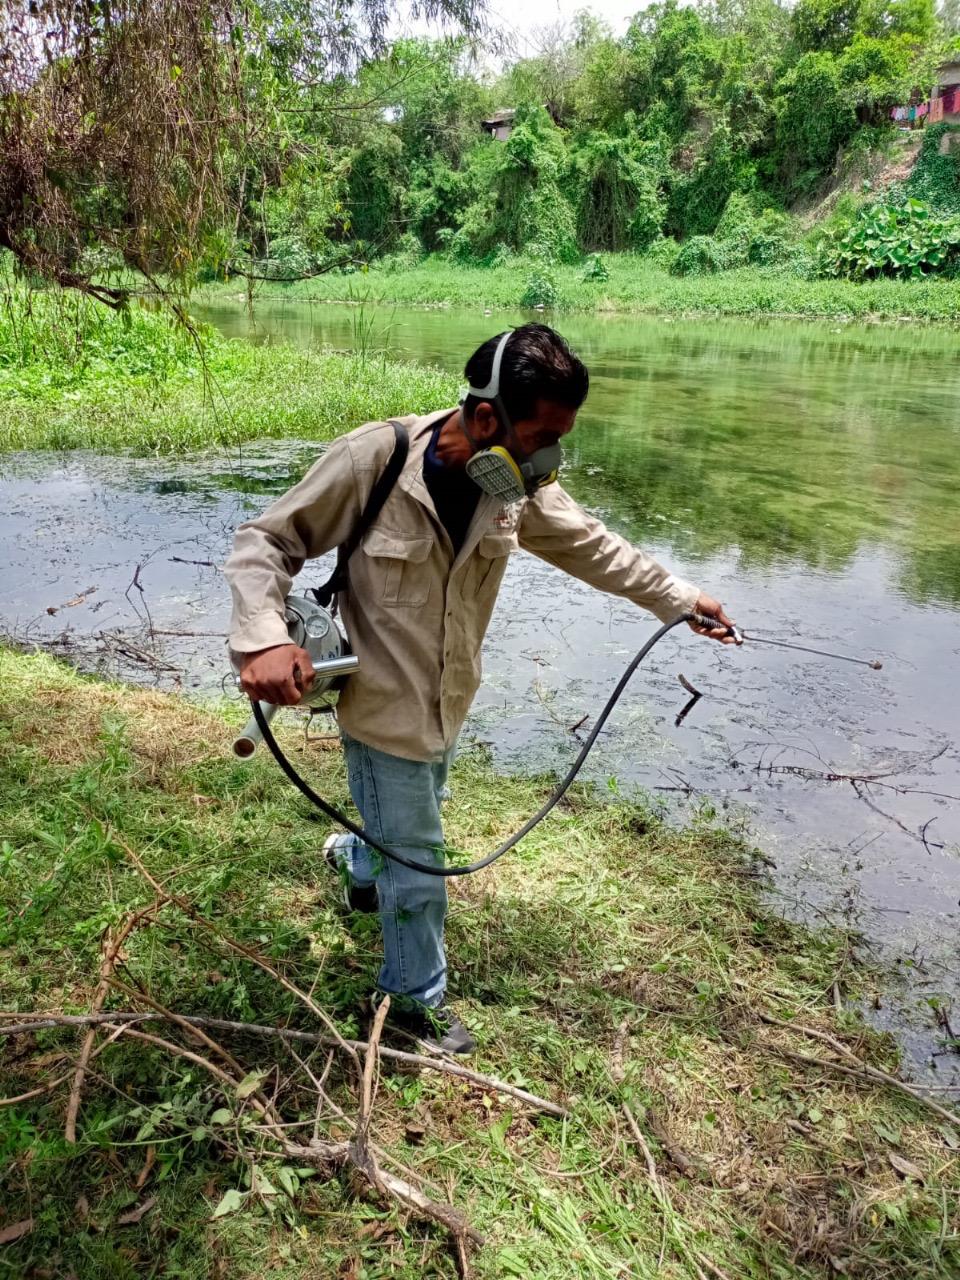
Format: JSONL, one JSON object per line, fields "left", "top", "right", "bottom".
{"left": 251, "top": 611, "right": 709, "bottom": 878}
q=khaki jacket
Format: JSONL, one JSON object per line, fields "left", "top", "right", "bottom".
{"left": 225, "top": 410, "right": 700, "bottom": 762}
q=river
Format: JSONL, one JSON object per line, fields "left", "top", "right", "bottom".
{"left": 3, "top": 299, "right": 959, "bottom": 1081}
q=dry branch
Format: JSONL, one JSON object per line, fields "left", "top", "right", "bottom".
{"left": 65, "top": 900, "right": 161, "bottom": 1142}
{"left": 759, "top": 1013, "right": 960, "bottom": 1128}
{"left": 113, "top": 830, "right": 361, "bottom": 1070}
{"left": 353, "top": 995, "right": 390, "bottom": 1180}
{"left": 99, "top": 1019, "right": 484, "bottom": 1248}
{"left": 0, "top": 1011, "right": 568, "bottom": 1116}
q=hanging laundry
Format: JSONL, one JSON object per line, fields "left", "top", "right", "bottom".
{"left": 917, "top": 102, "right": 929, "bottom": 118}
{"left": 908, "top": 106, "right": 916, "bottom": 121}
{"left": 930, "top": 96, "right": 944, "bottom": 123}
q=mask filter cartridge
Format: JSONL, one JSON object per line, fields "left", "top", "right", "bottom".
{"left": 464, "top": 444, "right": 527, "bottom": 504}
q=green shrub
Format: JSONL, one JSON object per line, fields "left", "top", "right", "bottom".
{"left": 670, "top": 235, "right": 724, "bottom": 276}
{"left": 906, "top": 124, "right": 960, "bottom": 217}
{"left": 258, "top": 235, "right": 318, "bottom": 279}
{"left": 582, "top": 253, "right": 609, "bottom": 281}
{"left": 711, "top": 195, "right": 798, "bottom": 269}
{"left": 380, "top": 232, "right": 424, "bottom": 274}
{"left": 520, "top": 264, "right": 561, "bottom": 307}
{"left": 818, "top": 198, "right": 960, "bottom": 280}
{"left": 773, "top": 51, "right": 858, "bottom": 199}
{"left": 746, "top": 210, "right": 797, "bottom": 266}
{"left": 644, "top": 237, "right": 682, "bottom": 270}
{"left": 570, "top": 131, "right": 666, "bottom": 251}
{"left": 453, "top": 109, "right": 579, "bottom": 264}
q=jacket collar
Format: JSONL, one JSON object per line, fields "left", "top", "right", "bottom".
{"left": 398, "top": 409, "right": 499, "bottom": 567}
{"left": 397, "top": 409, "right": 451, "bottom": 517}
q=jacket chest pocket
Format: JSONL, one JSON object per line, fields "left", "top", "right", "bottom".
{"left": 362, "top": 529, "right": 433, "bottom": 607}
{"left": 474, "top": 532, "right": 516, "bottom": 596}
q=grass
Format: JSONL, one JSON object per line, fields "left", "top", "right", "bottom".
{"left": 0, "top": 290, "right": 459, "bottom": 454}
{"left": 197, "top": 253, "right": 960, "bottom": 322}
{"left": 1, "top": 647, "right": 958, "bottom": 1279}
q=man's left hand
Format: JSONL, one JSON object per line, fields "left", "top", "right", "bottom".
{"left": 689, "top": 592, "right": 741, "bottom": 645}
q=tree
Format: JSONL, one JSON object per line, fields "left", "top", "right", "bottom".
{"left": 774, "top": 51, "right": 858, "bottom": 194}
{"left": 0, "top": 0, "right": 484, "bottom": 301}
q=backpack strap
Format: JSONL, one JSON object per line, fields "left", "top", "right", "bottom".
{"left": 311, "top": 419, "right": 409, "bottom": 611}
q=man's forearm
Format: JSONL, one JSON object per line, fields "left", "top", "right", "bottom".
{"left": 517, "top": 484, "right": 700, "bottom": 621}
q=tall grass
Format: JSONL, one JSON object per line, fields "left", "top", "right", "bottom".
{"left": 0, "top": 289, "right": 459, "bottom": 454}
{"left": 198, "top": 253, "right": 960, "bottom": 321}
{"left": 0, "top": 288, "right": 201, "bottom": 398}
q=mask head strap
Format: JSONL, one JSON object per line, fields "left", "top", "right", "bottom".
{"left": 466, "top": 330, "right": 512, "bottom": 403}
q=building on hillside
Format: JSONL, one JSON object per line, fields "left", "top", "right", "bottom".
{"left": 931, "top": 60, "right": 960, "bottom": 125}
{"left": 481, "top": 109, "right": 515, "bottom": 141}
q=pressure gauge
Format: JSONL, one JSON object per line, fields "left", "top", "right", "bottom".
{"left": 305, "top": 611, "right": 330, "bottom": 640}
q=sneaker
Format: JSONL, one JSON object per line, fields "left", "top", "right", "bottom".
{"left": 323, "top": 832, "right": 378, "bottom": 914}
{"left": 376, "top": 994, "right": 476, "bottom": 1056}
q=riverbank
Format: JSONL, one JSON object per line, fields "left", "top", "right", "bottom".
{"left": 0, "top": 295, "right": 458, "bottom": 454}
{"left": 1, "top": 648, "right": 957, "bottom": 1279}
{"left": 198, "top": 254, "right": 960, "bottom": 322}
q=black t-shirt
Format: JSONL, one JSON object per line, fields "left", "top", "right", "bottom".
{"left": 422, "top": 420, "right": 481, "bottom": 555}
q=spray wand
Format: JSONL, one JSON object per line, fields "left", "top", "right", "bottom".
{"left": 729, "top": 627, "right": 882, "bottom": 670}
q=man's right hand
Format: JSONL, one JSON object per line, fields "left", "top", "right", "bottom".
{"left": 238, "top": 644, "right": 315, "bottom": 705}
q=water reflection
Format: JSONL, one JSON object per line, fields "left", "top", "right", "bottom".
{"left": 198, "top": 300, "right": 960, "bottom": 604}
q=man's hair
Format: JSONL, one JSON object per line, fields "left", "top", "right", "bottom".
{"left": 463, "top": 323, "right": 588, "bottom": 423}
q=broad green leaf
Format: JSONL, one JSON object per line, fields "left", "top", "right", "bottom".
{"left": 235, "top": 1069, "right": 270, "bottom": 1100}
{"left": 212, "top": 1188, "right": 245, "bottom": 1219}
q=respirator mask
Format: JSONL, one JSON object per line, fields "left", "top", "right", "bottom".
{"left": 461, "top": 330, "right": 562, "bottom": 504}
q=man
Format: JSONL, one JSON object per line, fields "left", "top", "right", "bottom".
{"left": 225, "top": 324, "right": 736, "bottom": 1055}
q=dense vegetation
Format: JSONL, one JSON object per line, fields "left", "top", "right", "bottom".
{"left": 0, "top": 289, "right": 458, "bottom": 452}
{"left": 186, "top": 0, "right": 960, "bottom": 294}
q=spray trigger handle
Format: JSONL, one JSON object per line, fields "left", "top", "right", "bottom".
{"left": 689, "top": 612, "right": 742, "bottom": 642}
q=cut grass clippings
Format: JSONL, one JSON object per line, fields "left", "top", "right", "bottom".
{"left": 197, "top": 253, "right": 960, "bottom": 323}
{"left": 1, "top": 648, "right": 958, "bottom": 1279}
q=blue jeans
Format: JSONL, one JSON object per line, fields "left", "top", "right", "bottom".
{"left": 333, "top": 732, "right": 455, "bottom": 1009}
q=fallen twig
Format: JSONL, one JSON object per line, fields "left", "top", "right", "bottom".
{"left": 645, "top": 1107, "right": 708, "bottom": 1180}
{"left": 124, "top": 562, "right": 155, "bottom": 637}
{"left": 675, "top": 673, "right": 703, "bottom": 728}
{"left": 98, "top": 1018, "right": 483, "bottom": 1244}
{"left": 353, "top": 996, "right": 389, "bottom": 1174}
{"left": 65, "top": 901, "right": 161, "bottom": 1143}
{"left": 148, "top": 629, "right": 228, "bottom": 638}
{"left": 2, "top": 1022, "right": 132, "bottom": 1110}
{"left": 851, "top": 780, "right": 946, "bottom": 848}
{"left": 920, "top": 816, "right": 941, "bottom": 856}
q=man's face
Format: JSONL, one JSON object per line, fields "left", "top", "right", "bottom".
{"left": 470, "top": 397, "right": 577, "bottom": 462}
